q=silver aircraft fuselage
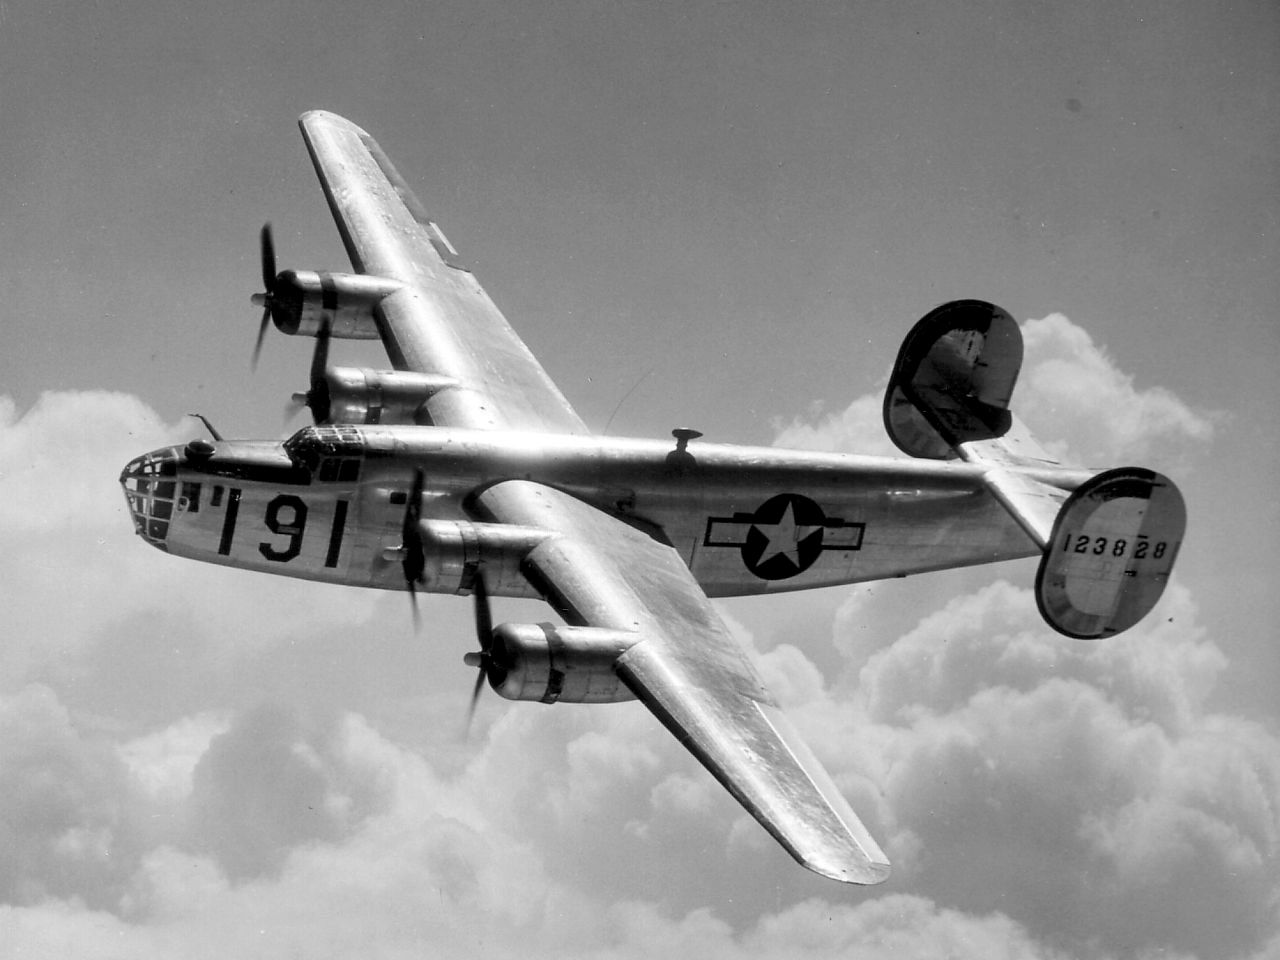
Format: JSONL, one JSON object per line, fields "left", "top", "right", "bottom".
{"left": 122, "top": 424, "right": 1086, "bottom": 600}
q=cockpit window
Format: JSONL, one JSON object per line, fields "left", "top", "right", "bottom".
{"left": 284, "top": 426, "right": 365, "bottom": 480}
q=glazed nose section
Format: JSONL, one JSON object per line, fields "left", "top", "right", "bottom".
{"left": 120, "top": 447, "right": 181, "bottom": 551}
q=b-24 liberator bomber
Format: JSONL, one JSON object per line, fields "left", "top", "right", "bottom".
{"left": 121, "top": 111, "right": 1185, "bottom": 885}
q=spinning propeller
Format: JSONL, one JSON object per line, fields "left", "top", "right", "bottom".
{"left": 394, "top": 469, "right": 498, "bottom": 731}
{"left": 250, "top": 223, "right": 280, "bottom": 369}
{"left": 401, "top": 467, "right": 426, "bottom": 626}
{"left": 285, "top": 319, "right": 333, "bottom": 425}
{"left": 462, "top": 572, "right": 498, "bottom": 732}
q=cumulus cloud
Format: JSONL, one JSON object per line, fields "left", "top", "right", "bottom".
{"left": 781, "top": 581, "right": 1280, "bottom": 960}
{"left": 0, "top": 685, "right": 145, "bottom": 909}
{"left": 772, "top": 393, "right": 900, "bottom": 457}
{"left": 1018, "top": 314, "right": 1217, "bottom": 467}
{"left": 0, "top": 681, "right": 1086, "bottom": 960}
{"left": 183, "top": 705, "right": 390, "bottom": 879}
{"left": 1, "top": 381, "right": 1273, "bottom": 960}
{"left": 0, "top": 391, "right": 383, "bottom": 694}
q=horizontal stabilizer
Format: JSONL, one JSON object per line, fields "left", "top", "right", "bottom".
{"left": 1036, "top": 468, "right": 1185, "bottom": 638}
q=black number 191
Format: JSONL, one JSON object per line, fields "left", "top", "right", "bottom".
{"left": 260, "top": 495, "right": 308, "bottom": 562}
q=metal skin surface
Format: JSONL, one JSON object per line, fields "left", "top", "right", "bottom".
{"left": 128, "top": 427, "right": 1078, "bottom": 598}
{"left": 297, "top": 111, "right": 588, "bottom": 435}
{"left": 120, "top": 111, "right": 1183, "bottom": 886}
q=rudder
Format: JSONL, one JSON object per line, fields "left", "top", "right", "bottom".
{"left": 1036, "top": 467, "right": 1185, "bottom": 639}
{"left": 883, "top": 300, "right": 1022, "bottom": 459}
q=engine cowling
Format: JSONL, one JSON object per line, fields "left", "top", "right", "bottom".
{"left": 268, "top": 270, "right": 403, "bottom": 340}
{"left": 414, "top": 520, "right": 550, "bottom": 600}
{"left": 311, "top": 367, "right": 458, "bottom": 424}
{"left": 486, "top": 623, "right": 639, "bottom": 703}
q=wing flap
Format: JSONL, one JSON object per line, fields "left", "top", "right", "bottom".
{"left": 475, "top": 480, "right": 890, "bottom": 884}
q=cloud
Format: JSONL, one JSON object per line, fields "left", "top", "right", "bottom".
{"left": 0, "top": 681, "right": 1089, "bottom": 960}
{"left": 1, "top": 385, "right": 1274, "bottom": 960}
{"left": 0, "top": 391, "right": 383, "bottom": 697}
{"left": 5, "top": 601, "right": 1278, "bottom": 959}
{"left": 771, "top": 393, "right": 900, "bottom": 457}
{"left": 793, "top": 581, "right": 1280, "bottom": 960}
{"left": 182, "top": 705, "right": 389, "bottom": 880}
{"left": 0, "top": 685, "right": 146, "bottom": 909}
{"left": 1018, "top": 314, "right": 1217, "bottom": 467}
{"left": 120, "top": 712, "right": 230, "bottom": 805}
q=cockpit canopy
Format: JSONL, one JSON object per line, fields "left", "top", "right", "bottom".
{"left": 282, "top": 425, "right": 365, "bottom": 482}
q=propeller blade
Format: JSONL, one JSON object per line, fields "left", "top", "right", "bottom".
{"left": 310, "top": 319, "right": 331, "bottom": 386}
{"left": 465, "top": 664, "right": 487, "bottom": 731}
{"left": 473, "top": 570, "right": 493, "bottom": 650}
{"left": 251, "top": 224, "right": 279, "bottom": 370}
{"left": 289, "top": 319, "right": 334, "bottom": 423}
{"left": 405, "top": 468, "right": 425, "bottom": 531}
{"left": 283, "top": 394, "right": 308, "bottom": 426}
{"left": 260, "top": 223, "right": 277, "bottom": 292}
{"left": 252, "top": 307, "right": 270, "bottom": 370}
{"left": 463, "top": 570, "right": 494, "bottom": 736}
{"left": 401, "top": 468, "right": 426, "bottom": 629}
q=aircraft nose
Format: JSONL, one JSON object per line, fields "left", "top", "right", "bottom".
{"left": 119, "top": 447, "right": 181, "bottom": 551}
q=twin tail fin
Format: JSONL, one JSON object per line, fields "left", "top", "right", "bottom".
{"left": 883, "top": 300, "right": 1186, "bottom": 639}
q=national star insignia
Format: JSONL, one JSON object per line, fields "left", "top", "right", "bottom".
{"left": 751, "top": 500, "right": 823, "bottom": 568}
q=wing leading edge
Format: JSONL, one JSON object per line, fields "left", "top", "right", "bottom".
{"left": 474, "top": 480, "right": 891, "bottom": 884}
{"left": 298, "top": 110, "right": 588, "bottom": 435}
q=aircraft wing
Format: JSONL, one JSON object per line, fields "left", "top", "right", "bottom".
{"left": 473, "top": 480, "right": 891, "bottom": 884}
{"left": 299, "top": 110, "right": 588, "bottom": 435}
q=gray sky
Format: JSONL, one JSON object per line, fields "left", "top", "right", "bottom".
{"left": 1, "top": 2, "right": 1277, "bottom": 958}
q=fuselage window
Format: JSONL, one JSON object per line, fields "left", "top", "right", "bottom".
{"left": 181, "top": 481, "right": 202, "bottom": 513}
{"left": 211, "top": 485, "right": 224, "bottom": 508}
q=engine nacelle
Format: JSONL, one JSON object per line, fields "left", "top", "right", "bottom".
{"left": 268, "top": 270, "right": 403, "bottom": 340}
{"left": 415, "top": 520, "right": 550, "bottom": 600}
{"left": 313, "top": 367, "right": 458, "bottom": 424}
{"left": 487, "top": 623, "right": 639, "bottom": 704}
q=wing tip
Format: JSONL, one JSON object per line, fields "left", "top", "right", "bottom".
{"left": 801, "top": 851, "right": 892, "bottom": 886}
{"left": 298, "top": 109, "right": 367, "bottom": 137}
{"left": 752, "top": 701, "right": 892, "bottom": 884}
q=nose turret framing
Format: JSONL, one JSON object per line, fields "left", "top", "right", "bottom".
{"left": 120, "top": 447, "right": 182, "bottom": 550}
